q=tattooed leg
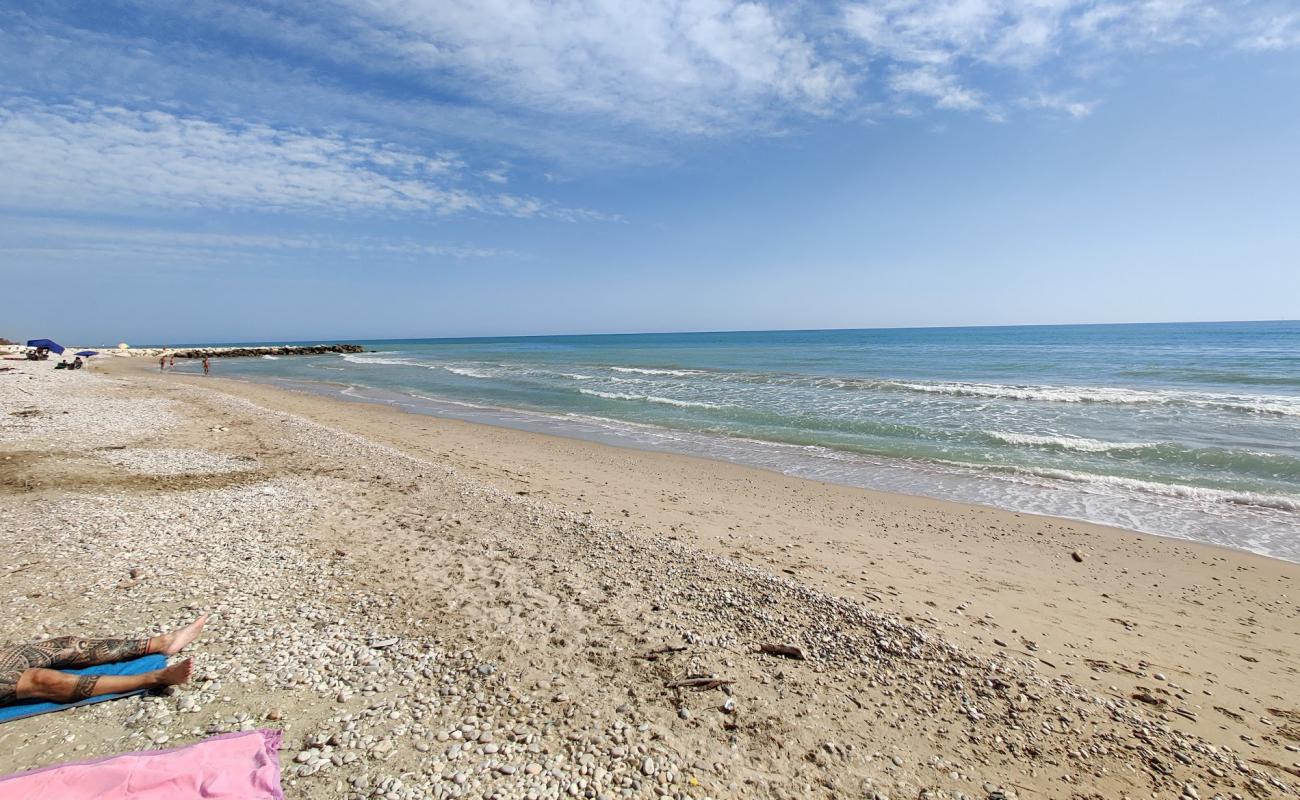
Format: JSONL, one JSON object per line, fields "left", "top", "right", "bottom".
{"left": 72, "top": 674, "right": 99, "bottom": 701}
{"left": 12, "top": 659, "right": 193, "bottom": 704}
{"left": 32, "top": 615, "right": 209, "bottom": 670}
{"left": 39, "top": 635, "right": 150, "bottom": 670}
{"left": 0, "top": 671, "right": 19, "bottom": 706}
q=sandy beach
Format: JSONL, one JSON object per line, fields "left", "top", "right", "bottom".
{"left": 2, "top": 356, "right": 1297, "bottom": 800}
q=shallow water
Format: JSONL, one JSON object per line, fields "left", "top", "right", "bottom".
{"left": 189, "top": 322, "right": 1300, "bottom": 561}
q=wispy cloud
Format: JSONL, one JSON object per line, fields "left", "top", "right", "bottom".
{"left": 842, "top": 0, "right": 1242, "bottom": 114}
{"left": 147, "top": 0, "right": 853, "bottom": 136}
{"left": 0, "top": 218, "right": 521, "bottom": 270}
{"left": 1020, "top": 93, "right": 1098, "bottom": 119}
{"left": 0, "top": 97, "right": 608, "bottom": 220}
{"left": 5, "top": 1, "right": 1295, "bottom": 171}
{"left": 0, "top": 14, "right": 664, "bottom": 169}
{"left": 0, "top": 0, "right": 1295, "bottom": 231}
{"left": 889, "top": 66, "right": 984, "bottom": 111}
{"left": 1238, "top": 11, "right": 1300, "bottom": 50}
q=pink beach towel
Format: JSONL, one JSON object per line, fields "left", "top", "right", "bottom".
{"left": 0, "top": 729, "right": 283, "bottom": 800}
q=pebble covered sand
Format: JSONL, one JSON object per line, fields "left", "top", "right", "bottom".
{"left": 2, "top": 359, "right": 1298, "bottom": 800}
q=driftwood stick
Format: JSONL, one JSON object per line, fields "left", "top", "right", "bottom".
{"left": 634, "top": 645, "right": 688, "bottom": 661}
{"left": 758, "top": 643, "right": 805, "bottom": 660}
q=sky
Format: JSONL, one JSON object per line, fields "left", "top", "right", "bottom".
{"left": 2, "top": 0, "right": 1299, "bottom": 344}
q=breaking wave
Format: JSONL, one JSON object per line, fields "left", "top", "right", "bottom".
{"left": 881, "top": 380, "right": 1300, "bottom": 417}
{"left": 442, "top": 365, "right": 498, "bottom": 379}
{"left": 579, "top": 389, "right": 726, "bottom": 410}
{"left": 984, "top": 431, "right": 1155, "bottom": 453}
{"left": 993, "top": 466, "right": 1300, "bottom": 513}
{"left": 609, "top": 366, "right": 707, "bottom": 377}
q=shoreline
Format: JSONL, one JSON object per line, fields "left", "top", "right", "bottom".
{"left": 107, "top": 359, "right": 1300, "bottom": 726}
{"left": 3, "top": 357, "right": 1297, "bottom": 798}
{"left": 147, "top": 357, "right": 1300, "bottom": 565}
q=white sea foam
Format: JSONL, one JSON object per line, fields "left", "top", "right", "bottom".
{"left": 885, "top": 380, "right": 1300, "bottom": 416}
{"left": 994, "top": 466, "right": 1300, "bottom": 513}
{"left": 561, "top": 412, "right": 665, "bottom": 431}
{"left": 407, "top": 393, "right": 497, "bottom": 411}
{"left": 579, "top": 389, "right": 725, "bottom": 410}
{"left": 985, "top": 431, "right": 1154, "bottom": 453}
{"left": 609, "top": 366, "right": 706, "bottom": 377}
{"left": 443, "top": 365, "right": 498, "bottom": 379}
{"left": 340, "top": 354, "right": 419, "bottom": 367}
{"left": 261, "top": 355, "right": 279, "bottom": 360}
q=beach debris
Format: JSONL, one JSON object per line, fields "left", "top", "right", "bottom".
{"left": 1071, "top": 550, "right": 1085, "bottom": 562}
{"left": 1251, "top": 759, "right": 1300, "bottom": 779}
{"left": 1132, "top": 691, "right": 1166, "bottom": 706}
{"left": 758, "top": 643, "right": 806, "bottom": 660}
{"left": 666, "top": 676, "right": 734, "bottom": 691}
{"left": 1214, "top": 706, "right": 1245, "bottom": 722}
{"left": 634, "top": 644, "right": 687, "bottom": 661}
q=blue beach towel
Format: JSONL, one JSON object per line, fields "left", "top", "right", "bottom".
{"left": 0, "top": 655, "right": 167, "bottom": 724}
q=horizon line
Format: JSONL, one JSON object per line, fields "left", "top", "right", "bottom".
{"left": 119, "top": 317, "right": 1300, "bottom": 349}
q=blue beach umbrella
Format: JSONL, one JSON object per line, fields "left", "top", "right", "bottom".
{"left": 26, "top": 338, "right": 64, "bottom": 354}
{"left": 75, "top": 350, "right": 99, "bottom": 357}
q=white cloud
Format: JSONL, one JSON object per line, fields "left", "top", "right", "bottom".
{"left": 0, "top": 98, "right": 609, "bottom": 220}
{"left": 1020, "top": 92, "right": 1098, "bottom": 118}
{"left": 0, "top": 17, "right": 665, "bottom": 170}
{"left": 0, "top": 218, "right": 520, "bottom": 272}
{"left": 1239, "top": 12, "right": 1300, "bottom": 50}
{"left": 481, "top": 166, "right": 510, "bottom": 185}
{"left": 842, "top": 0, "right": 1233, "bottom": 112}
{"left": 889, "top": 66, "right": 984, "bottom": 111}
{"left": 118, "top": 0, "right": 852, "bottom": 135}
{"left": 0, "top": 0, "right": 1295, "bottom": 196}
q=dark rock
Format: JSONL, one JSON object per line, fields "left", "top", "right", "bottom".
{"left": 171, "top": 344, "right": 365, "bottom": 359}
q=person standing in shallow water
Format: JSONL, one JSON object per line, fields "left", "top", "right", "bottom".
{"left": 159, "top": 355, "right": 166, "bottom": 372}
{"left": 169, "top": 354, "right": 175, "bottom": 370}
{"left": 203, "top": 356, "right": 210, "bottom": 376}
{"left": 0, "top": 616, "right": 207, "bottom": 707}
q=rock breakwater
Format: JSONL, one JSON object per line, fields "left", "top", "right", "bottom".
{"left": 172, "top": 344, "right": 365, "bottom": 359}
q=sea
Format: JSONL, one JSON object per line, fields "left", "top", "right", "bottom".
{"left": 177, "top": 321, "right": 1300, "bottom": 562}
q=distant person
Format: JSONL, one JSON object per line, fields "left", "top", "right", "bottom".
{"left": 0, "top": 615, "right": 207, "bottom": 708}
{"left": 72, "top": 356, "right": 83, "bottom": 370}
{"left": 169, "top": 354, "right": 175, "bottom": 370}
{"left": 202, "top": 356, "right": 211, "bottom": 376}
{"left": 159, "top": 355, "right": 166, "bottom": 372}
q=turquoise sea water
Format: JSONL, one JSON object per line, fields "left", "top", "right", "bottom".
{"left": 187, "top": 322, "right": 1300, "bottom": 561}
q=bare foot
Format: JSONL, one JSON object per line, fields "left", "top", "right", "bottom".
{"left": 154, "top": 614, "right": 209, "bottom": 656}
{"left": 155, "top": 658, "right": 193, "bottom": 688}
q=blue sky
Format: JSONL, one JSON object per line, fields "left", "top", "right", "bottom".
{"left": 2, "top": 1, "right": 1298, "bottom": 344}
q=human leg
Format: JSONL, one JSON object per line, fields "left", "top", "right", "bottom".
{"left": 13, "top": 659, "right": 192, "bottom": 703}
{"left": 38, "top": 615, "right": 208, "bottom": 669}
